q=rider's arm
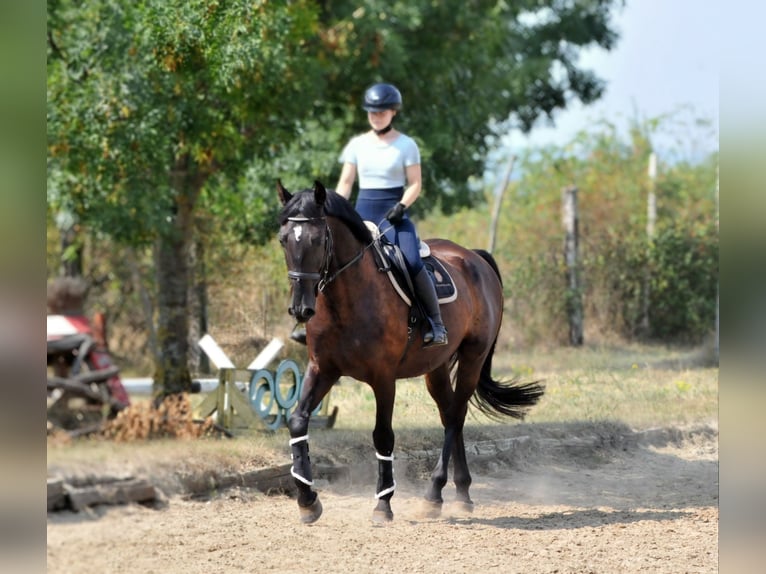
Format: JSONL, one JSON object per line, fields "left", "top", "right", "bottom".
{"left": 336, "top": 162, "right": 357, "bottom": 200}
{"left": 400, "top": 163, "right": 422, "bottom": 208}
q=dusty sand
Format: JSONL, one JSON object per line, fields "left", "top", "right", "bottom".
{"left": 47, "top": 424, "right": 718, "bottom": 573}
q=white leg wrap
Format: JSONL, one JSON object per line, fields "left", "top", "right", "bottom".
{"left": 290, "top": 434, "right": 313, "bottom": 485}
{"left": 290, "top": 466, "right": 314, "bottom": 486}
{"left": 289, "top": 434, "right": 309, "bottom": 445}
{"left": 374, "top": 451, "right": 396, "bottom": 498}
{"left": 375, "top": 482, "right": 397, "bottom": 499}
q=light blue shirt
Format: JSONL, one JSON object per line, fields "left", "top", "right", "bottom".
{"left": 339, "top": 133, "right": 420, "bottom": 189}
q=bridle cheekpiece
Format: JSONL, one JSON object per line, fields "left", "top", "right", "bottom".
{"left": 284, "top": 214, "right": 373, "bottom": 293}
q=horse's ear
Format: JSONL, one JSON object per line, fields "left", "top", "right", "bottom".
{"left": 313, "top": 180, "right": 327, "bottom": 207}
{"left": 277, "top": 179, "right": 292, "bottom": 205}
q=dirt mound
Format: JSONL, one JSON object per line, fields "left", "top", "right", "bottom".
{"left": 48, "top": 421, "right": 717, "bottom": 505}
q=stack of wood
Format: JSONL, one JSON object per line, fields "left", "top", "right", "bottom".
{"left": 47, "top": 475, "right": 164, "bottom": 512}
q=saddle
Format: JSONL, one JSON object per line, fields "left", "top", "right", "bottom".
{"left": 364, "top": 222, "right": 457, "bottom": 307}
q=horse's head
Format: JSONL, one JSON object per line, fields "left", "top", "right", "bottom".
{"left": 277, "top": 179, "right": 331, "bottom": 323}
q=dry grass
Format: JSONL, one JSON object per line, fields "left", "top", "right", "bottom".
{"left": 101, "top": 394, "right": 217, "bottom": 441}
{"left": 47, "top": 342, "right": 718, "bottom": 486}
{"left": 497, "top": 341, "right": 719, "bottom": 428}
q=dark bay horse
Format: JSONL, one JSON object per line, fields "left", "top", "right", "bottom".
{"left": 277, "top": 180, "right": 544, "bottom": 524}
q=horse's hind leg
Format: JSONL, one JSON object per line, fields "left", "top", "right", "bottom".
{"left": 424, "top": 363, "right": 477, "bottom": 517}
{"left": 451, "top": 430, "right": 474, "bottom": 513}
{"left": 423, "top": 365, "right": 459, "bottom": 517}
{"left": 448, "top": 356, "right": 489, "bottom": 512}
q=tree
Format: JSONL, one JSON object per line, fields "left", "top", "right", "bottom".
{"left": 48, "top": 0, "right": 624, "bottom": 393}
{"left": 310, "top": 0, "right": 624, "bottom": 212}
{"left": 48, "top": 0, "right": 322, "bottom": 396}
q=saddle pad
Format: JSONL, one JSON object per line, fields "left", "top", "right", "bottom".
{"left": 365, "top": 220, "right": 457, "bottom": 306}
{"left": 423, "top": 256, "right": 457, "bottom": 303}
{"left": 378, "top": 251, "right": 457, "bottom": 307}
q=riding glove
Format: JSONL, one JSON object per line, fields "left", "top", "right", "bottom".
{"left": 385, "top": 202, "right": 406, "bottom": 225}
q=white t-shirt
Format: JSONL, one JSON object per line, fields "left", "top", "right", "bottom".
{"left": 338, "top": 133, "right": 420, "bottom": 189}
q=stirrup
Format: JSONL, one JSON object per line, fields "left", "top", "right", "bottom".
{"left": 290, "top": 327, "right": 307, "bottom": 345}
{"left": 423, "top": 326, "right": 448, "bottom": 348}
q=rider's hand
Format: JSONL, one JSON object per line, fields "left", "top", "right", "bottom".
{"left": 385, "top": 202, "right": 406, "bottom": 225}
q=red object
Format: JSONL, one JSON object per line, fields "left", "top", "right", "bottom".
{"left": 47, "top": 313, "right": 130, "bottom": 408}
{"left": 88, "top": 347, "right": 131, "bottom": 406}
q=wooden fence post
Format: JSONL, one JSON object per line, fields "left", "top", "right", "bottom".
{"left": 714, "top": 164, "right": 719, "bottom": 364}
{"left": 562, "top": 185, "right": 583, "bottom": 346}
{"left": 641, "top": 152, "right": 657, "bottom": 336}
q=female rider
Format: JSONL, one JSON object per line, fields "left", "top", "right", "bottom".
{"left": 334, "top": 82, "right": 448, "bottom": 347}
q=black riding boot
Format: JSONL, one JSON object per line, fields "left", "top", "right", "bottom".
{"left": 413, "top": 268, "right": 448, "bottom": 347}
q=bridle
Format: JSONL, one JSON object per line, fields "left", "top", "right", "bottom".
{"left": 285, "top": 215, "right": 374, "bottom": 293}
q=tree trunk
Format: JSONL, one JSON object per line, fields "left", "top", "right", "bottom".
{"left": 187, "top": 232, "right": 211, "bottom": 375}
{"left": 152, "top": 159, "right": 203, "bottom": 397}
{"left": 127, "top": 248, "right": 159, "bottom": 363}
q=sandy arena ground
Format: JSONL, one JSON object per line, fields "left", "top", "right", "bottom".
{"left": 47, "top": 424, "right": 718, "bottom": 573}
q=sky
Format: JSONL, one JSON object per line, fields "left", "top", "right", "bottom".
{"left": 500, "top": 0, "right": 719, "bottom": 165}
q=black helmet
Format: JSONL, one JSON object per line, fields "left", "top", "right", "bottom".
{"left": 362, "top": 83, "right": 402, "bottom": 112}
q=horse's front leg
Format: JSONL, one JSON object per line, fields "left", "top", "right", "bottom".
{"left": 287, "top": 362, "right": 336, "bottom": 524}
{"left": 371, "top": 380, "right": 396, "bottom": 523}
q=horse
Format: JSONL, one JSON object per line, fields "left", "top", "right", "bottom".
{"left": 276, "top": 179, "right": 544, "bottom": 524}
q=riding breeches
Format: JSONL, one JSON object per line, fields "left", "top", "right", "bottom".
{"left": 355, "top": 187, "right": 424, "bottom": 275}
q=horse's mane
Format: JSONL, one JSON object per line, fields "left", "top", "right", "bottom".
{"left": 279, "top": 188, "right": 373, "bottom": 245}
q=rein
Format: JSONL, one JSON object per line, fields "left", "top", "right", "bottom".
{"left": 286, "top": 216, "right": 376, "bottom": 293}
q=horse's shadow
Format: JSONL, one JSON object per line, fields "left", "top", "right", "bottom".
{"left": 439, "top": 508, "right": 694, "bottom": 531}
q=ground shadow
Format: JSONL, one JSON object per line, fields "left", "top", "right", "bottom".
{"left": 442, "top": 508, "right": 695, "bottom": 531}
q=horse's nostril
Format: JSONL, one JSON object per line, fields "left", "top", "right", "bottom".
{"left": 288, "top": 308, "right": 296, "bottom": 316}
{"left": 305, "top": 309, "right": 315, "bottom": 318}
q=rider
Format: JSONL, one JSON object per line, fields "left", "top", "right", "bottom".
{"left": 336, "top": 82, "right": 448, "bottom": 347}
{"left": 289, "top": 83, "right": 448, "bottom": 347}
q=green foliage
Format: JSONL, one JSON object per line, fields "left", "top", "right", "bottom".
{"left": 298, "top": 0, "right": 625, "bottom": 213}
{"left": 648, "top": 221, "right": 718, "bottom": 342}
{"left": 46, "top": 0, "right": 631, "bottom": 374}
{"left": 47, "top": 0, "right": 322, "bottom": 244}
{"left": 47, "top": 0, "right": 625, "bottom": 251}
{"left": 422, "top": 114, "right": 719, "bottom": 346}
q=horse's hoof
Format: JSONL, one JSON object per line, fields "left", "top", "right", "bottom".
{"left": 451, "top": 500, "right": 475, "bottom": 516}
{"left": 372, "top": 508, "right": 394, "bottom": 523}
{"left": 418, "top": 499, "right": 443, "bottom": 519}
{"left": 298, "top": 498, "right": 323, "bottom": 524}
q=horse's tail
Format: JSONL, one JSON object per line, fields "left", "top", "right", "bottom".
{"left": 470, "top": 342, "right": 545, "bottom": 420}
{"left": 469, "top": 248, "right": 544, "bottom": 420}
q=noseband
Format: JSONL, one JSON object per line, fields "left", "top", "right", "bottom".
{"left": 285, "top": 215, "right": 372, "bottom": 293}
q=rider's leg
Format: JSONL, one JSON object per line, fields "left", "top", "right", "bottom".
{"left": 395, "top": 221, "right": 448, "bottom": 348}
{"left": 412, "top": 267, "right": 448, "bottom": 347}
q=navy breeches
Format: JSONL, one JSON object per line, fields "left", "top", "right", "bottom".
{"left": 355, "top": 187, "right": 424, "bottom": 274}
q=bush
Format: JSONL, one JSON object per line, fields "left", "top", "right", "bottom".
{"left": 647, "top": 222, "right": 718, "bottom": 342}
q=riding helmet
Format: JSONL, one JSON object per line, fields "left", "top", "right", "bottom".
{"left": 362, "top": 83, "right": 402, "bottom": 112}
